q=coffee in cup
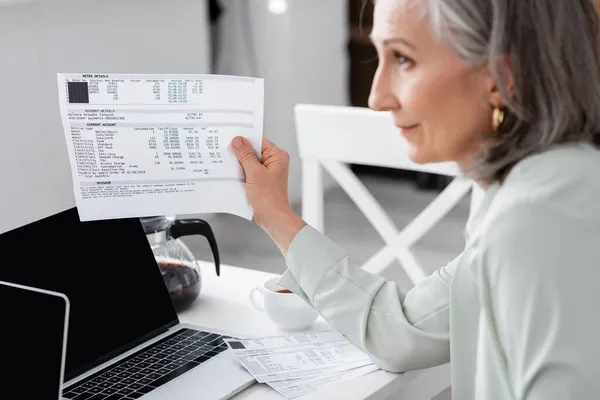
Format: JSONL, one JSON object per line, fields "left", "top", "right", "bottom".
{"left": 249, "top": 276, "right": 318, "bottom": 331}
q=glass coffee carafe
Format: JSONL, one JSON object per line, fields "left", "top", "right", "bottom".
{"left": 140, "top": 216, "right": 220, "bottom": 311}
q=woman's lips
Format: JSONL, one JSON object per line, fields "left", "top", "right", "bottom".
{"left": 398, "top": 124, "right": 420, "bottom": 137}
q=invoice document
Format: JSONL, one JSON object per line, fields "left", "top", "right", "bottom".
{"left": 224, "top": 331, "right": 379, "bottom": 399}
{"left": 57, "top": 73, "right": 263, "bottom": 221}
{"left": 225, "top": 331, "right": 375, "bottom": 382}
{"left": 267, "top": 364, "right": 379, "bottom": 399}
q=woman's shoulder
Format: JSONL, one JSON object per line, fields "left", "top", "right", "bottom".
{"left": 487, "top": 142, "right": 600, "bottom": 226}
{"left": 470, "top": 143, "right": 600, "bottom": 283}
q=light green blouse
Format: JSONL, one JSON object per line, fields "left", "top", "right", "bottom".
{"left": 278, "top": 143, "right": 600, "bottom": 399}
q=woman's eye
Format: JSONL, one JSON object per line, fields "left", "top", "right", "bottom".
{"left": 392, "top": 51, "right": 412, "bottom": 66}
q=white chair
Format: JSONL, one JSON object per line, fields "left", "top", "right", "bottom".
{"left": 294, "top": 103, "right": 484, "bottom": 400}
{"left": 295, "top": 103, "right": 483, "bottom": 285}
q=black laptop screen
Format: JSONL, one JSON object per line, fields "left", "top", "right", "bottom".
{"left": 0, "top": 282, "right": 68, "bottom": 399}
{"left": 0, "top": 207, "right": 179, "bottom": 381}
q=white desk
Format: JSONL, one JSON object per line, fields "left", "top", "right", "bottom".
{"left": 178, "top": 261, "right": 451, "bottom": 400}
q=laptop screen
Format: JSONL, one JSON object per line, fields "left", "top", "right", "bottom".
{"left": 0, "top": 281, "right": 69, "bottom": 399}
{"left": 0, "top": 207, "right": 179, "bottom": 381}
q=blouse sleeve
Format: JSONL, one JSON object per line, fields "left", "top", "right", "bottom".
{"left": 278, "top": 224, "right": 463, "bottom": 372}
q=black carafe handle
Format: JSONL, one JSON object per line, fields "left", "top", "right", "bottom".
{"left": 170, "top": 219, "right": 220, "bottom": 276}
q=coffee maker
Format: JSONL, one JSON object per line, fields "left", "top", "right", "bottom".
{"left": 140, "top": 216, "right": 220, "bottom": 311}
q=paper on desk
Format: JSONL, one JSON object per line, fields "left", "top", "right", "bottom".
{"left": 56, "top": 73, "right": 263, "bottom": 221}
{"left": 267, "top": 364, "right": 380, "bottom": 399}
{"left": 227, "top": 330, "right": 348, "bottom": 350}
{"left": 224, "top": 330, "right": 375, "bottom": 383}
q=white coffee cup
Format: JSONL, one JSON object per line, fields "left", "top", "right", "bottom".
{"left": 249, "top": 276, "right": 319, "bottom": 331}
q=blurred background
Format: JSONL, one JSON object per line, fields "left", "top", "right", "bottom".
{"left": 0, "top": 0, "right": 466, "bottom": 293}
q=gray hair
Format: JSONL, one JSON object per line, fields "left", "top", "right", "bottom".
{"left": 371, "top": 0, "right": 600, "bottom": 184}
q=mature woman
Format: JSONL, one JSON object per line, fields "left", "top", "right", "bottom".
{"left": 230, "top": 0, "right": 600, "bottom": 398}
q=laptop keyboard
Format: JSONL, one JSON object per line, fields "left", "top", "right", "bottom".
{"left": 62, "top": 328, "right": 233, "bottom": 400}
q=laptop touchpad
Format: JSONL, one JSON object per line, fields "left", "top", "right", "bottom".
{"left": 143, "top": 355, "right": 254, "bottom": 400}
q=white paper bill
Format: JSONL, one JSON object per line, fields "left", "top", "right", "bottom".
{"left": 267, "top": 364, "right": 380, "bottom": 399}
{"left": 224, "top": 330, "right": 375, "bottom": 383}
{"left": 226, "top": 331, "right": 348, "bottom": 350}
{"left": 56, "top": 73, "right": 264, "bottom": 221}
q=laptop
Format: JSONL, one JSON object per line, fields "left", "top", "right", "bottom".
{"left": 0, "top": 280, "right": 70, "bottom": 399}
{"left": 0, "top": 207, "right": 254, "bottom": 400}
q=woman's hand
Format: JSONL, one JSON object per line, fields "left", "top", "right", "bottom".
{"left": 231, "top": 136, "right": 306, "bottom": 254}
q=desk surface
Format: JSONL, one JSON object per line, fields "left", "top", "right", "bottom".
{"left": 178, "top": 261, "right": 450, "bottom": 400}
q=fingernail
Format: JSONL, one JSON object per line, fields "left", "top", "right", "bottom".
{"left": 232, "top": 137, "right": 244, "bottom": 150}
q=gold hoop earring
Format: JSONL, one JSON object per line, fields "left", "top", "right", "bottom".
{"left": 492, "top": 107, "right": 505, "bottom": 133}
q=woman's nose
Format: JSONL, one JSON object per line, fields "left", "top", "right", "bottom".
{"left": 368, "top": 66, "right": 399, "bottom": 112}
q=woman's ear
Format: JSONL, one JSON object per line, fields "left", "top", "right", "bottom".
{"left": 487, "top": 55, "right": 515, "bottom": 108}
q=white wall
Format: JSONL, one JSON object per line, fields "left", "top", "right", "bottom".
{"left": 214, "top": 0, "right": 349, "bottom": 204}
{"left": 0, "top": 0, "right": 211, "bottom": 233}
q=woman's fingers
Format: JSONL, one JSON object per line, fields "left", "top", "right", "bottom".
{"left": 231, "top": 136, "right": 263, "bottom": 176}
